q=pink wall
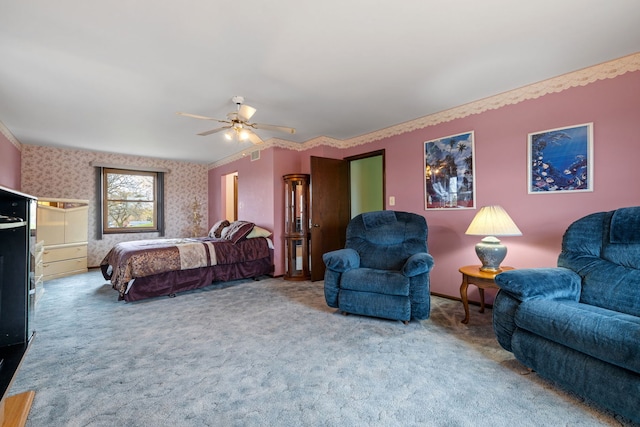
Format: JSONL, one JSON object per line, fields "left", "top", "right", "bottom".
{"left": 209, "top": 70, "right": 640, "bottom": 302}
{"left": 0, "top": 133, "right": 21, "bottom": 190}
{"left": 208, "top": 147, "right": 303, "bottom": 276}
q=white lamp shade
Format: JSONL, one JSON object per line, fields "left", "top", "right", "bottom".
{"left": 465, "top": 205, "right": 521, "bottom": 272}
{"left": 465, "top": 205, "right": 522, "bottom": 237}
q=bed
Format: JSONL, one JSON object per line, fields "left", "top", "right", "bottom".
{"left": 100, "top": 221, "right": 274, "bottom": 301}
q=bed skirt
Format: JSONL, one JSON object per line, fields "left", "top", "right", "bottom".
{"left": 106, "top": 254, "right": 274, "bottom": 302}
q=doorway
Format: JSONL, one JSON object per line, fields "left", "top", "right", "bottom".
{"left": 309, "top": 150, "right": 385, "bottom": 281}
{"left": 347, "top": 151, "right": 384, "bottom": 217}
{"left": 222, "top": 172, "right": 238, "bottom": 221}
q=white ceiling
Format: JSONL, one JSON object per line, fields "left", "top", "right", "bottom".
{"left": 1, "top": 1, "right": 639, "bottom": 165}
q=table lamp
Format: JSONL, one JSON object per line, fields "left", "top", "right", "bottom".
{"left": 465, "top": 205, "right": 522, "bottom": 272}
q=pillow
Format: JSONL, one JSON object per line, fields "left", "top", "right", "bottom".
{"left": 208, "top": 219, "right": 230, "bottom": 238}
{"left": 221, "top": 221, "right": 255, "bottom": 243}
{"left": 246, "top": 225, "right": 272, "bottom": 239}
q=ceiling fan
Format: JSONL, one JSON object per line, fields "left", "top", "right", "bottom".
{"left": 177, "top": 96, "right": 295, "bottom": 145}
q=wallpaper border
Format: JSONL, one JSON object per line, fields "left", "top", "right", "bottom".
{"left": 209, "top": 52, "right": 640, "bottom": 169}
{"left": 2, "top": 53, "right": 638, "bottom": 169}
{"left": 0, "top": 120, "right": 21, "bottom": 150}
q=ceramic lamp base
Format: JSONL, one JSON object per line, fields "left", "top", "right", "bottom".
{"left": 475, "top": 236, "right": 507, "bottom": 272}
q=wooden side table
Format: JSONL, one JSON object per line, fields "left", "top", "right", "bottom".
{"left": 459, "top": 265, "right": 514, "bottom": 324}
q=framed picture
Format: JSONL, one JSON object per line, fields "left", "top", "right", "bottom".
{"left": 528, "top": 123, "right": 593, "bottom": 193}
{"left": 424, "top": 131, "right": 475, "bottom": 210}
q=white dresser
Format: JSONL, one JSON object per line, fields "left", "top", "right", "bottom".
{"left": 36, "top": 198, "right": 89, "bottom": 281}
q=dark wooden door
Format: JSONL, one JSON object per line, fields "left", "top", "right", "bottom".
{"left": 310, "top": 156, "right": 350, "bottom": 281}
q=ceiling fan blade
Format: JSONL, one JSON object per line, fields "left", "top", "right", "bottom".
{"left": 238, "top": 104, "right": 257, "bottom": 122}
{"left": 252, "top": 123, "right": 296, "bottom": 134}
{"left": 245, "top": 129, "right": 263, "bottom": 145}
{"left": 177, "top": 112, "right": 223, "bottom": 121}
{"left": 197, "top": 126, "right": 230, "bottom": 136}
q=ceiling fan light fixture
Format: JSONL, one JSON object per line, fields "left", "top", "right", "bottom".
{"left": 179, "top": 95, "right": 295, "bottom": 145}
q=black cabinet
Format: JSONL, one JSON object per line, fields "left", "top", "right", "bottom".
{"left": 0, "top": 185, "right": 36, "bottom": 421}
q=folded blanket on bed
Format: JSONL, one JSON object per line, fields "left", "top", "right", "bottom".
{"left": 177, "top": 241, "right": 217, "bottom": 270}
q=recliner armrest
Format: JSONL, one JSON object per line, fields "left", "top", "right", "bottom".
{"left": 401, "top": 253, "right": 434, "bottom": 277}
{"left": 495, "top": 267, "right": 581, "bottom": 302}
{"left": 323, "top": 248, "right": 360, "bottom": 273}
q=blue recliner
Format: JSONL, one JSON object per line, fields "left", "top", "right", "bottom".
{"left": 493, "top": 206, "right": 640, "bottom": 423}
{"left": 322, "top": 210, "right": 434, "bottom": 323}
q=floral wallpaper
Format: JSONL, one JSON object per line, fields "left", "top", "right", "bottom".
{"left": 21, "top": 145, "right": 208, "bottom": 267}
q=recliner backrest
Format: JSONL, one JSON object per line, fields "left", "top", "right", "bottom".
{"left": 559, "top": 206, "right": 640, "bottom": 317}
{"left": 346, "top": 210, "right": 428, "bottom": 271}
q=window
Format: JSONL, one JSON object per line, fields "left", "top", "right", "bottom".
{"left": 101, "top": 168, "right": 163, "bottom": 234}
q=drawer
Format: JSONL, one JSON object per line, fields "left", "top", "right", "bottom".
{"left": 43, "top": 257, "right": 88, "bottom": 280}
{"left": 43, "top": 245, "right": 88, "bottom": 263}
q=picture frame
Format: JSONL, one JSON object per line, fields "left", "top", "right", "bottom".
{"left": 527, "top": 123, "right": 593, "bottom": 194}
{"left": 424, "top": 131, "right": 475, "bottom": 210}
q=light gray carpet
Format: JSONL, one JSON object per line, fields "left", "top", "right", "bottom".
{"left": 10, "top": 270, "right": 637, "bottom": 427}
